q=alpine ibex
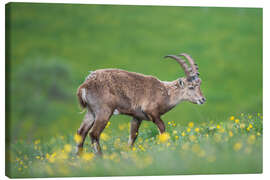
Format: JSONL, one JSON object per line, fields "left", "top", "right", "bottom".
{"left": 76, "top": 53, "right": 206, "bottom": 155}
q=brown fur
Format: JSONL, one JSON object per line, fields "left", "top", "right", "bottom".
{"left": 78, "top": 69, "right": 171, "bottom": 119}
{"left": 75, "top": 62, "right": 205, "bottom": 155}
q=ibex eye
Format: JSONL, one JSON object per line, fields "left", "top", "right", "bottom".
{"left": 189, "top": 87, "right": 194, "bottom": 90}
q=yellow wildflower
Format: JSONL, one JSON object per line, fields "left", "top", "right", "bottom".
{"left": 216, "top": 124, "right": 221, "bottom": 129}
{"left": 105, "top": 121, "right": 111, "bottom": 128}
{"left": 187, "top": 128, "right": 191, "bottom": 133}
{"left": 175, "top": 135, "right": 179, "bottom": 140}
{"left": 48, "top": 156, "right": 55, "bottom": 163}
{"left": 46, "top": 153, "right": 50, "bottom": 159}
{"left": 64, "top": 144, "right": 72, "bottom": 153}
{"left": 229, "top": 131, "right": 233, "bottom": 137}
{"left": 36, "top": 155, "right": 40, "bottom": 159}
{"left": 249, "top": 124, "right": 253, "bottom": 129}
{"left": 74, "top": 134, "right": 82, "bottom": 144}
{"left": 235, "top": 119, "right": 239, "bottom": 123}
{"left": 158, "top": 132, "right": 170, "bottom": 143}
{"left": 195, "top": 128, "right": 200, "bottom": 132}
{"left": 100, "top": 132, "right": 110, "bottom": 141}
{"left": 82, "top": 152, "right": 94, "bottom": 161}
{"left": 139, "top": 144, "right": 146, "bottom": 151}
{"left": 51, "top": 152, "right": 57, "bottom": 158}
{"left": 230, "top": 116, "right": 235, "bottom": 121}
{"left": 188, "top": 122, "right": 194, "bottom": 128}
{"left": 34, "top": 139, "right": 40, "bottom": 145}
{"left": 173, "top": 130, "right": 177, "bottom": 135}
{"left": 233, "top": 142, "right": 242, "bottom": 151}
{"left": 181, "top": 132, "right": 186, "bottom": 137}
{"left": 246, "top": 127, "right": 250, "bottom": 131}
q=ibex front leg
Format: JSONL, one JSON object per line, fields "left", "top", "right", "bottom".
{"left": 128, "top": 117, "right": 142, "bottom": 147}
{"left": 154, "top": 117, "right": 165, "bottom": 134}
{"left": 147, "top": 112, "right": 165, "bottom": 134}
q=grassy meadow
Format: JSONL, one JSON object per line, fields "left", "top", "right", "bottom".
{"left": 8, "top": 113, "right": 262, "bottom": 177}
{"left": 5, "top": 3, "right": 262, "bottom": 177}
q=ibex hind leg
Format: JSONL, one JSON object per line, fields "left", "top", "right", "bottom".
{"left": 89, "top": 107, "right": 112, "bottom": 156}
{"left": 76, "top": 110, "right": 95, "bottom": 155}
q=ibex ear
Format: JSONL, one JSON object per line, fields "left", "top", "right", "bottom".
{"left": 178, "top": 79, "right": 184, "bottom": 88}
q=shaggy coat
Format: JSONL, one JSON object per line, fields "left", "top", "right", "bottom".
{"left": 75, "top": 53, "right": 206, "bottom": 155}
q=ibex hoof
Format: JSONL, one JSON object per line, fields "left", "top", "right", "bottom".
{"left": 75, "top": 146, "right": 83, "bottom": 156}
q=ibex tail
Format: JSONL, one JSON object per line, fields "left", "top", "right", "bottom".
{"left": 77, "top": 86, "right": 88, "bottom": 109}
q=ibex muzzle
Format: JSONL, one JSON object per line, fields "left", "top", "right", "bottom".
{"left": 76, "top": 52, "right": 205, "bottom": 155}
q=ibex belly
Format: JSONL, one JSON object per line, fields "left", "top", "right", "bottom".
{"left": 113, "top": 107, "right": 149, "bottom": 120}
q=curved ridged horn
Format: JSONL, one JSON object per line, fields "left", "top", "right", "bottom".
{"left": 164, "top": 55, "right": 192, "bottom": 80}
{"left": 179, "top": 53, "right": 199, "bottom": 76}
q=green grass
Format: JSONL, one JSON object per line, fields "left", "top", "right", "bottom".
{"left": 6, "top": 3, "right": 262, "bottom": 141}
{"left": 5, "top": 3, "right": 263, "bottom": 176}
{"left": 6, "top": 113, "right": 262, "bottom": 177}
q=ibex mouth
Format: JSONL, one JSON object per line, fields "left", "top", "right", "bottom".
{"left": 197, "top": 100, "right": 202, "bottom": 105}
{"left": 197, "top": 99, "right": 205, "bottom": 105}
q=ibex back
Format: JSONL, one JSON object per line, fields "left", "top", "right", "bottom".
{"left": 76, "top": 53, "right": 206, "bottom": 155}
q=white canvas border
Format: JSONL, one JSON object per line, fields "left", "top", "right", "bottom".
{"left": 1, "top": 0, "right": 268, "bottom": 180}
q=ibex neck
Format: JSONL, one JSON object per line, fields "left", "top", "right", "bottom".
{"left": 162, "top": 79, "right": 184, "bottom": 109}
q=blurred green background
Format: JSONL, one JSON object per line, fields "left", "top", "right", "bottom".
{"left": 6, "top": 3, "right": 262, "bottom": 141}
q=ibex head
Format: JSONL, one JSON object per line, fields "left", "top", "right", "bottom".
{"left": 164, "top": 53, "right": 206, "bottom": 105}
